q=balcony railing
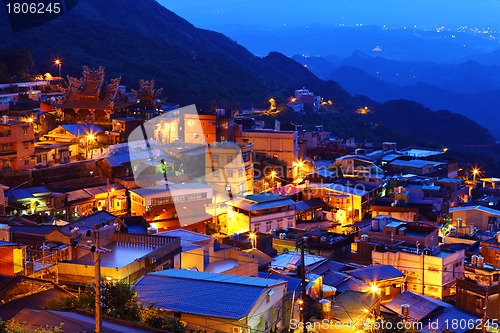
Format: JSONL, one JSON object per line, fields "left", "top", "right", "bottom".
{"left": 113, "top": 232, "right": 177, "bottom": 247}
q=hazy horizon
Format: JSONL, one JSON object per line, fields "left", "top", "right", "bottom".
{"left": 159, "top": 0, "right": 500, "bottom": 30}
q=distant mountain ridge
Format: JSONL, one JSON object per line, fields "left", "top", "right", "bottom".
{"left": 293, "top": 52, "right": 500, "bottom": 137}
{"left": 0, "top": 0, "right": 495, "bottom": 147}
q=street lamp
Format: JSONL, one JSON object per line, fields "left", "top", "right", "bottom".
{"left": 473, "top": 168, "right": 479, "bottom": 183}
{"left": 86, "top": 133, "right": 95, "bottom": 159}
{"left": 249, "top": 232, "right": 256, "bottom": 249}
{"left": 54, "top": 59, "right": 62, "bottom": 78}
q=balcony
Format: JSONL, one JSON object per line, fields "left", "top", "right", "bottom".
{"left": 0, "top": 150, "right": 16, "bottom": 157}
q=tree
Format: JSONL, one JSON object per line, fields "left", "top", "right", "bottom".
{"left": 140, "top": 306, "right": 186, "bottom": 333}
{"left": 46, "top": 281, "right": 184, "bottom": 331}
{"left": 0, "top": 47, "right": 34, "bottom": 81}
{"left": 45, "top": 291, "right": 94, "bottom": 313}
{"left": 101, "top": 281, "right": 141, "bottom": 322}
{"left": 0, "top": 320, "right": 63, "bottom": 333}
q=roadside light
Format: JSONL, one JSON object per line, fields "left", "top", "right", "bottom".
{"left": 87, "top": 133, "right": 95, "bottom": 141}
{"left": 370, "top": 285, "right": 379, "bottom": 293}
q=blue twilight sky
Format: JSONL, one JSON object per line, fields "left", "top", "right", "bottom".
{"left": 158, "top": 0, "right": 500, "bottom": 29}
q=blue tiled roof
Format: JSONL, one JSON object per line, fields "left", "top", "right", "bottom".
{"left": 134, "top": 269, "right": 286, "bottom": 319}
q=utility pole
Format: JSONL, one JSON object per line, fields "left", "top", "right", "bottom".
{"left": 300, "top": 235, "right": 308, "bottom": 333}
{"left": 42, "top": 241, "right": 46, "bottom": 269}
{"left": 482, "top": 285, "right": 490, "bottom": 333}
{"left": 87, "top": 224, "right": 102, "bottom": 333}
{"left": 422, "top": 250, "right": 425, "bottom": 296}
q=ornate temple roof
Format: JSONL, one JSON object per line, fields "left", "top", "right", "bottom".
{"left": 131, "top": 79, "right": 163, "bottom": 109}
{"left": 57, "top": 66, "right": 135, "bottom": 110}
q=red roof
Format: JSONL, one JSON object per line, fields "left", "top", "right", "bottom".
{"left": 268, "top": 184, "right": 302, "bottom": 196}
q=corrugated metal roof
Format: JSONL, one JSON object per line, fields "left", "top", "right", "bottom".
{"left": 332, "top": 291, "right": 380, "bottom": 322}
{"left": 347, "top": 265, "right": 405, "bottom": 283}
{"left": 270, "top": 251, "right": 327, "bottom": 270}
{"left": 258, "top": 273, "right": 301, "bottom": 294}
{"left": 66, "top": 189, "right": 93, "bottom": 202}
{"left": 450, "top": 205, "right": 500, "bottom": 216}
{"left": 228, "top": 194, "right": 296, "bottom": 211}
{"left": 134, "top": 270, "right": 285, "bottom": 319}
{"left": 334, "top": 276, "right": 370, "bottom": 293}
{"left": 390, "top": 160, "right": 433, "bottom": 168}
{"left": 105, "top": 154, "right": 131, "bottom": 167}
{"left": 150, "top": 269, "right": 285, "bottom": 287}
{"left": 385, "top": 291, "right": 442, "bottom": 321}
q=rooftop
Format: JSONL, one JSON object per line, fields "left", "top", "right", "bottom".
{"left": 134, "top": 269, "right": 286, "bottom": 319}
{"left": 270, "top": 251, "right": 327, "bottom": 271}
{"left": 131, "top": 183, "right": 213, "bottom": 198}
{"left": 386, "top": 291, "right": 480, "bottom": 333}
{"left": 450, "top": 205, "right": 500, "bottom": 216}
{"left": 390, "top": 160, "right": 434, "bottom": 168}
{"left": 157, "top": 228, "right": 212, "bottom": 247}
{"left": 399, "top": 148, "right": 444, "bottom": 158}
{"left": 74, "top": 242, "right": 157, "bottom": 268}
{"left": 332, "top": 291, "right": 380, "bottom": 322}
{"left": 347, "top": 265, "right": 405, "bottom": 283}
{"left": 59, "top": 123, "right": 103, "bottom": 136}
{"left": 228, "top": 193, "right": 296, "bottom": 211}
{"left": 59, "top": 210, "right": 117, "bottom": 235}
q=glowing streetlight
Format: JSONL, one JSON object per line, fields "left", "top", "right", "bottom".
{"left": 370, "top": 285, "right": 379, "bottom": 294}
{"left": 271, "top": 170, "right": 276, "bottom": 178}
{"left": 27, "top": 117, "right": 33, "bottom": 123}
{"left": 269, "top": 98, "right": 276, "bottom": 110}
{"left": 249, "top": 232, "right": 256, "bottom": 249}
{"left": 54, "top": 59, "right": 62, "bottom": 78}
{"left": 86, "top": 133, "right": 95, "bottom": 159}
{"left": 473, "top": 168, "right": 479, "bottom": 182}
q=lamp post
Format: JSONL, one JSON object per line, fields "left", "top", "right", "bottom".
{"left": 54, "top": 59, "right": 61, "bottom": 78}
{"left": 473, "top": 168, "right": 479, "bottom": 183}
{"left": 86, "top": 133, "right": 95, "bottom": 160}
{"left": 249, "top": 232, "right": 256, "bottom": 249}
{"left": 270, "top": 170, "right": 276, "bottom": 188}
